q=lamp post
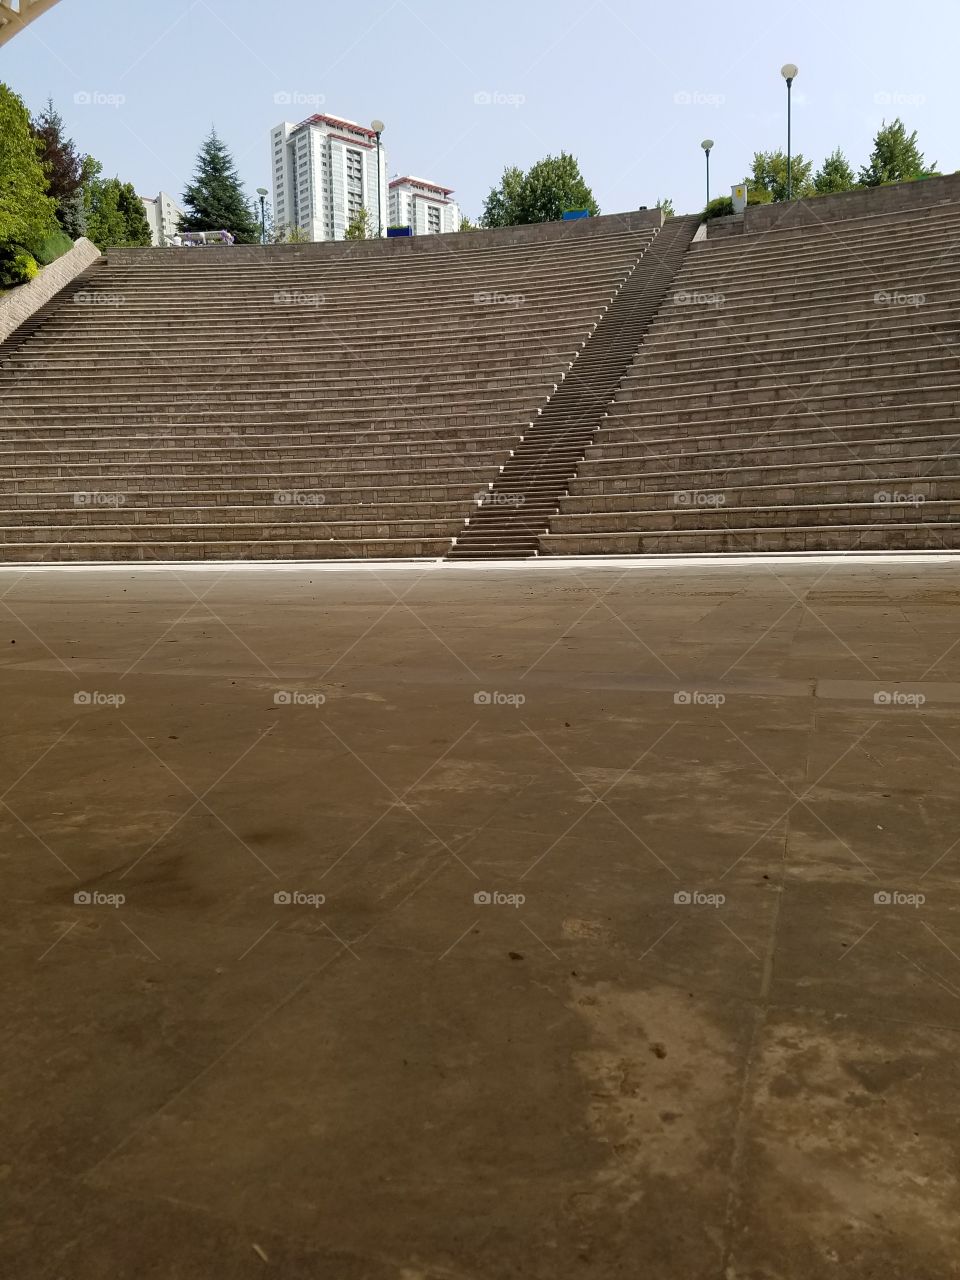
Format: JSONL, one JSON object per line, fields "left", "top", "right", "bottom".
{"left": 370, "top": 119, "right": 385, "bottom": 236}
{"left": 701, "top": 139, "right": 714, "bottom": 205}
{"left": 256, "top": 187, "right": 268, "bottom": 244}
{"left": 780, "top": 64, "right": 798, "bottom": 199}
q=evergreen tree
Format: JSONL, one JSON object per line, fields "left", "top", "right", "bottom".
{"left": 859, "top": 118, "right": 934, "bottom": 186}
{"left": 0, "top": 82, "right": 59, "bottom": 282}
{"left": 180, "top": 128, "right": 260, "bottom": 242}
{"left": 117, "top": 181, "right": 152, "bottom": 245}
{"left": 481, "top": 153, "right": 599, "bottom": 227}
{"left": 31, "top": 97, "right": 87, "bottom": 237}
{"left": 814, "top": 148, "right": 856, "bottom": 194}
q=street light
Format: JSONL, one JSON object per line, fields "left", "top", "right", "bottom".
{"left": 370, "top": 119, "right": 385, "bottom": 236}
{"left": 701, "top": 139, "right": 714, "bottom": 205}
{"left": 781, "top": 63, "right": 798, "bottom": 199}
{"left": 256, "top": 187, "right": 268, "bottom": 244}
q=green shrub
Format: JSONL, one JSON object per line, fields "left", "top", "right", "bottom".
{"left": 702, "top": 196, "right": 733, "bottom": 220}
{"left": 35, "top": 226, "right": 73, "bottom": 266}
{"left": 0, "top": 248, "right": 40, "bottom": 287}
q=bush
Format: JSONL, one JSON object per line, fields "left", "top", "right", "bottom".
{"left": 0, "top": 248, "right": 40, "bottom": 287}
{"left": 35, "top": 226, "right": 73, "bottom": 265}
{"left": 702, "top": 196, "right": 733, "bottom": 220}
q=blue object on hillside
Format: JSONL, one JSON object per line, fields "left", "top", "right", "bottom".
{"left": 562, "top": 210, "right": 591, "bottom": 220}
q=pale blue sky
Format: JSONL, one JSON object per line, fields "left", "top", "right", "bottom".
{"left": 2, "top": 0, "right": 956, "bottom": 219}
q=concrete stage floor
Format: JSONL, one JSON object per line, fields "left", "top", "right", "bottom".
{"left": 2, "top": 556, "right": 959, "bottom": 1279}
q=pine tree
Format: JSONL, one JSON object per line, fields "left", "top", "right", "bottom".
{"left": 31, "top": 97, "right": 87, "bottom": 238}
{"left": 180, "top": 128, "right": 260, "bottom": 242}
{"left": 117, "top": 182, "right": 152, "bottom": 245}
{"left": 859, "top": 118, "right": 934, "bottom": 186}
{"left": 814, "top": 148, "right": 856, "bottom": 194}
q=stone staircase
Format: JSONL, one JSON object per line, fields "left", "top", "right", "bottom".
{"left": 447, "top": 215, "right": 700, "bottom": 559}
{"left": 0, "top": 214, "right": 660, "bottom": 561}
{"left": 542, "top": 196, "right": 960, "bottom": 554}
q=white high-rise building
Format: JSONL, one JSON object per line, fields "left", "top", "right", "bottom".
{"left": 140, "top": 191, "right": 185, "bottom": 246}
{"left": 388, "top": 176, "right": 461, "bottom": 234}
{"left": 270, "top": 114, "right": 387, "bottom": 242}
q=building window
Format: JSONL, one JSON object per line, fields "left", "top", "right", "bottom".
{"left": 427, "top": 205, "right": 441, "bottom": 233}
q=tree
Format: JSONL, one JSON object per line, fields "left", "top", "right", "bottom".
{"left": 859, "top": 118, "right": 935, "bottom": 186}
{"left": 656, "top": 196, "right": 675, "bottom": 217}
{"left": 0, "top": 82, "right": 59, "bottom": 284}
{"left": 458, "top": 215, "right": 481, "bottom": 231}
{"left": 747, "top": 150, "right": 815, "bottom": 201}
{"left": 83, "top": 165, "right": 153, "bottom": 250}
{"left": 481, "top": 153, "right": 599, "bottom": 227}
{"left": 814, "top": 148, "right": 856, "bottom": 195}
{"left": 31, "top": 97, "right": 87, "bottom": 238}
{"left": 117, "top": 181, "right": 152, "bottom": 245}
{"left": 344, "top": 207, "right": 371, "bottom": 240}
{"left": 180, "top": 128, "right": 260, "bottom": 242}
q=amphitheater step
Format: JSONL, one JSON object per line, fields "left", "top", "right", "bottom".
{"left": 447, "top": 214, "right": 701, "bottom": 559}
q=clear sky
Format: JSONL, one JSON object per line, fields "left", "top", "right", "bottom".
{"left": 2, "top": 0, "right": 956, "bottom": 220}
